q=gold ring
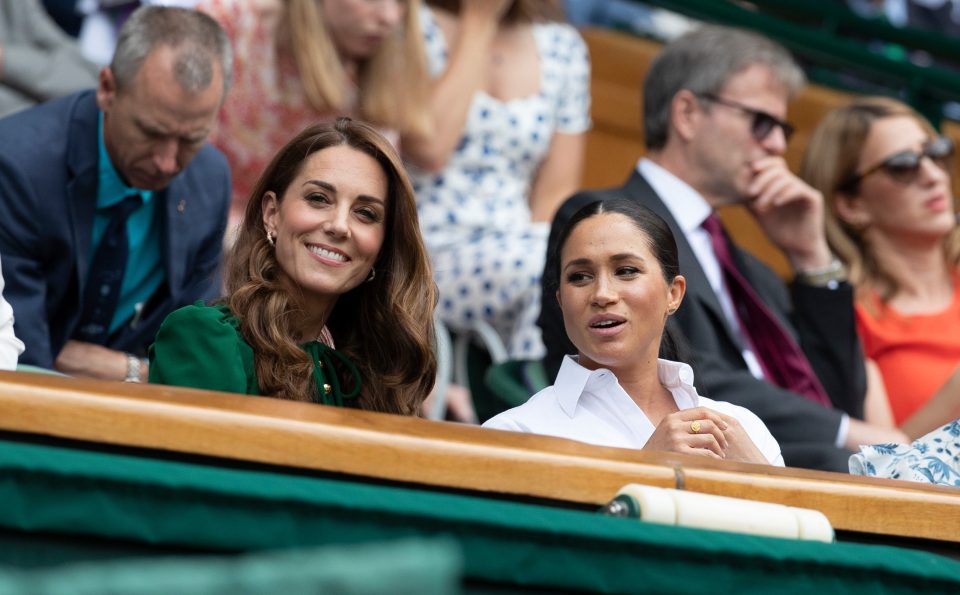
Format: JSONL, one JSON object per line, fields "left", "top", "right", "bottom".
{"left": 690, "top": 420, "right": 702, "bottom": 434}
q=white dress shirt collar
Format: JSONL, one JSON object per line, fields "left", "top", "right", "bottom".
{"left": 554, "top": 355, "right": 699, "bottom": 418}
{"left": 637, "top": 158, "right": 712, "bottom": 235}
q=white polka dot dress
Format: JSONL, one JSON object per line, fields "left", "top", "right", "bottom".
{"left": 409, "top": 7, "right": 591, "bottom": 359}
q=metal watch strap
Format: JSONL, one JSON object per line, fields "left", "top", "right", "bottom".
{"left": 795, "top": 258, "right": 847, "bottom": 287}
{"left": 124, "top": 353, "right": 142, "bottom": 383}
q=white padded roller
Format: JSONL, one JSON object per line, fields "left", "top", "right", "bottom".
{"left": 793, "top": 506, "right": 835, "bottom": 543}
{"left": 613, "top": 484, "right": 834, "bottom": 543}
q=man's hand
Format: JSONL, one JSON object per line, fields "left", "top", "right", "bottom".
{"left": 54, "top": 340, "right": 147, "bottom": 382}
{"left": 747, "top": 156, "right": 833, "bottom": 272}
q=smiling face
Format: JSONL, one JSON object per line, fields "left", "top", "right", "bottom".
{"left": 320, "top": 0, "right": 405, "bottom": 61}
{"left": 837, "top": 115, "right": 955, "bottom": 244}
{"left": 262, "top": 144, "right": 388, "bottom": 316}
{"left": 97, "top": 44, "right": 223, "bottom": 190}
{"left": 687, "top": 64, "right": 790, "bottom": 207}
{"left": 558, "top": 213, "right": 685, "bottom": 374}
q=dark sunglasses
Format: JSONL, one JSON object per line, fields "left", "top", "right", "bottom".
{"left": 839, "top": 136, "right": 955, "bottom": 192}
{"left": 698, "top": 93, "right": 795, "bottom": 142}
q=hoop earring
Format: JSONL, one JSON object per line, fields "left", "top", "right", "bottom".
{"left": 366, "top": 269, "right": 376, "bottom": 283}
{"left": 266, "top": 231, "right": 275, "bottom": 247}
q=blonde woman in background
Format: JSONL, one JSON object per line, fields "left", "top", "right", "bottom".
{"left": 198, "top": 0, "right": 431, "bottom": 227}
{"left": 801, "top": 96, "right": 960, "bottom": 437}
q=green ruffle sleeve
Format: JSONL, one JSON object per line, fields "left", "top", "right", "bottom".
{"left": 148, "top": 303, "right": 259, "bottom": 395}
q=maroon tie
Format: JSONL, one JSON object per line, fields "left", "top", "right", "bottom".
{"left": 701, "top": 214, "right": 831, "bottom": 407}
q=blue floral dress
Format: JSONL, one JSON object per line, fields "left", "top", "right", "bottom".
{"left": 408, "top": 7, "right": 591, "bottom": 359}
{"left": 849, "top": 419, "right": 960, "bottom": 487}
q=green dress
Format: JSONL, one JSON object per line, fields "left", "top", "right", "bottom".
{"left": 149, "top": 303, "right": 360, "bottom": 406}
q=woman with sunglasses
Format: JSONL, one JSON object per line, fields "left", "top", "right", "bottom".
{"left": 800, "top": 96, "right": 960, "bottom": 436}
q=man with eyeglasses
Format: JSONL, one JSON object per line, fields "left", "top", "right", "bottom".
{"left": 540, "top": 24, "right": 909, "bottom": 472}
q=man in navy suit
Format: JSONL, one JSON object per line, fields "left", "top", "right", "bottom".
{"left": 0, "top": 5, "right": 232, "bottom": 382}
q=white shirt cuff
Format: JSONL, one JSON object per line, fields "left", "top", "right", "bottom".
{"left": 835, "top": 413, "right": 850, "bottom": 449}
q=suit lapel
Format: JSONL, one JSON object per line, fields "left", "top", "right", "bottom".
{"left": 623, "top": 171, "right": 746, "bottom": 351}
{"left": 66, "top": 93, "right": 101, "bottom": 286}
{"left": 160, "top": 184, "right": 187, "bottom": 297}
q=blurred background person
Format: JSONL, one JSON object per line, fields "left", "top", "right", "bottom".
{"left": 0, "top": 0, "right": 98, "bottom": 117}
{"left": 150, "top": 119, "right": 436, "bottom": 415}
{"left": 403, "top": 0, "right": 590, "bottom": 361}
{"left": 198, "top": 0, "right": 430, "bottom": 229}
{"left": 802, "top": 96, "right": 960, "bottom": 436}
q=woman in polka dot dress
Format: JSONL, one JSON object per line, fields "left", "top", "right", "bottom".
{"left": 404, "top": 0, "right": 591, "bottom": 359}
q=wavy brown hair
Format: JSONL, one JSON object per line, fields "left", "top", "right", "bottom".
{"left": 225, "top": 118, "right": 437, "bottom": 414}
{"left": 800, "top": 96, "right": 960, "bottom": 305}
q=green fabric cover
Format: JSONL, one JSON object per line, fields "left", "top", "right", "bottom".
{"left": 1, "top": 437, "right": 959, "bottom": 594}
{"left": 14, "top": 364, "right": 67, "bottom": 376}
{"left": 0, "top": 540, "right": 460, "bottom": 595}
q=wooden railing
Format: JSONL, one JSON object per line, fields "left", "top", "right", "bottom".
{"left": 581, "top": 27, "right": 960, "bottom": 279}
{"left": 1, "top": 370, "right": 958, "bottom": 545}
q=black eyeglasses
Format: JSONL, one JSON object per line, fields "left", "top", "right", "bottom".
{"left": 698, "top": 93, "right": 795, "bottom": 142}
{"left": 839, "top": 136, "right": 955, "bottom": 192}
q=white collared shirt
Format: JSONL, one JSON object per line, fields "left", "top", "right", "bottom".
{"left": 484, "top": 356, "right": 784, "bottom": 466}
{"left": 638, "top": 158, "right": 766, "bottom": 380}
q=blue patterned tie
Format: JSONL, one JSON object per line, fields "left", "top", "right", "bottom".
{"left": 74, "top": 195, "right": 142, "bottom": 345}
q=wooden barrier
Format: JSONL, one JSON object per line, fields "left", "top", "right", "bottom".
{"left": 1, "top": 370, "right": 958, "bottom": 546}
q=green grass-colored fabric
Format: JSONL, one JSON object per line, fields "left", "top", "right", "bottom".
{"left": 0, "top": 539, "right": 460, "bottom": 595}
{"left": 484, "top": 360, "right": 548, "bottom": 413}
{"left": 14, "top": 365, "right": 67, "bottom": 376}
{"left": 1, "top": 437, "right": 959, "bottom": 594}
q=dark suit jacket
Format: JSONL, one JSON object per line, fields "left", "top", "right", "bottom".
{"left": 0, "top": 90, "right": 230, "bottom": 368}
{"left": 539, "top": 171, "right": 867, "bottom": 471}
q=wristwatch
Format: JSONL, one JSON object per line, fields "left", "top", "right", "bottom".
{"left": 795, "top": 258, "right": 848, "bottom": 288}
{"left": 125, "top": 353, "right": 143, "bottom": 383}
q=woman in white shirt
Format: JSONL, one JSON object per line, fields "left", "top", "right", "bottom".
{"left": 484, "top": 198, "right": 782, "bottom": 465}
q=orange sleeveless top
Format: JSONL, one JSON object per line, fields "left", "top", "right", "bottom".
{"left": 856, "top": 283, "right": 960, "bottom": 424}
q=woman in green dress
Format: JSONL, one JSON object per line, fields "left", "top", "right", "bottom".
{"left": 149, "top": 118, "right": 436, "bottom": 415}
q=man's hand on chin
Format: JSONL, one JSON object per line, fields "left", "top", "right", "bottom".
{"left": 746, "top": 155, "right": 833, "bottom": 271}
